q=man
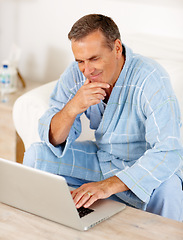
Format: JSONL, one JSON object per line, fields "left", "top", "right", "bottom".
{"left": 24, "top": 14, "right": 183, "bottom": 221}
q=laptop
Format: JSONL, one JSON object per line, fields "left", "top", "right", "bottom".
{"left": 0, "top": 158, "right": 126, "bottom": 231}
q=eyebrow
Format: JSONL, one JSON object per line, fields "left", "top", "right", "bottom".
{"left": 75, "top": 55, "right": 99, "bottom": 62}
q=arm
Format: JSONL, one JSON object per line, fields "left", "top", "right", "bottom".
{"left": 38, "top": 62, "right": 110, "bottom": 151}
{"left": 71, "top": 65, "right": 183, "bottom": 208}
{"left": 115, "top": 71, "right": 183, "bottom": 204}
{"left": 71, "top": 176, "right": 129, "bottom": 208}
{"left": 49, "top": 79, "right": 110, "bottom": 146}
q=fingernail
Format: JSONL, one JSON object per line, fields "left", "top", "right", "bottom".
{"left": 84, "top": 203, "right": 88, "bottom": 208}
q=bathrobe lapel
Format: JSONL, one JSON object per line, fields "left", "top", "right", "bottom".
{"left": 95, "top": 54, "right": 130, "bottom": 143}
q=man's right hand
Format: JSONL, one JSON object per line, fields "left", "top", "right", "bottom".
{"left": 69, "top": 79, "right": 110, "bottom": 116}
{"left": 49, "top": 79, "right": 110, "bottom": 146}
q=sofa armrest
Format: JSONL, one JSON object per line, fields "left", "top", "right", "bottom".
{"left": 13, "top": 80, "right": 95, "bottom": 151}
{"left": 13, "top": 81, "right": 57, "bottom": 150}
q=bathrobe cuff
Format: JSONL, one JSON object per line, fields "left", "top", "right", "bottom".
{"left": 116, "top": 168, "right": 151, "bottom": 204}
{"left": 38, "top": 108, "right": 80, "bottom": 158}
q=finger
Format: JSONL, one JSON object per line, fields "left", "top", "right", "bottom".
{"left": 72, "top": 188, "right": 87, "bottom": 205}
{"left": 83, "top": 194, "right": 98, "bottom": 208}
{"left": 78, "top": 94, "right": 104, "bottom": 109}
{"left": 86, "top": 82, "right": 110, "bottom": 89}
{"left": 87, "top": 98, "right": 102, "bottom": 107}
{"left": 90, "top": 88, "right": 107, "bottom": 97}
{"left": 71, "top": 190, "right": 77, "bottom": 199}
{"left": 83, "top": 79, "right": 90, "bottom": 85}
{"left": 71, "top": 189, "right": 83, "bottom": 202}
{"left": 75, "top": 192, "right": 92, "bottom": 209}
{"left": 89, "top": 93, "right": 105, "bottom": 101}
{"left": 71, "top": 185, "right": 95, "bottom": 208}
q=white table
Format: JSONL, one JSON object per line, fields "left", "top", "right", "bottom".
{"left": 0, "top": 202, "right": 182, "bottom": 240}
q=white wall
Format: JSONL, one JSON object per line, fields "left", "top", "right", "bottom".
{"left": 0, "top": 0, "right": 183, "bottom": 83}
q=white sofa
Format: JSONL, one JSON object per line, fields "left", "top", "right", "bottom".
{"left": 13, "top": 81, "right": 95, "bottom": 152}
{"left": 13, "top": 34, "right": 183, "bottom": 156}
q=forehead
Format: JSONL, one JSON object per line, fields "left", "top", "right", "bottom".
{"left": 71, "top": 31, "right": 109, "bottom": 60}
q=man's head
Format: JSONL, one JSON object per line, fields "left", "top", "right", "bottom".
{"left": 68, "top": 14, "right": 121, "bottom": 51}
{"left": 68, "top": 14, "right": 124, "bottom": 87}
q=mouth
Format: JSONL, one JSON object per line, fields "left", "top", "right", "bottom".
{"left": 89, "top": 72, "right": 102, "bottom": 82}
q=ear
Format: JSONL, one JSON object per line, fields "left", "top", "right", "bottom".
{"left": 114, "top": 39, "right": 123, "bottom": 58}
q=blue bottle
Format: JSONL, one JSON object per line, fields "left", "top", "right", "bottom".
{"left": 0, "top": 64, "right": 11, "bottom": 102}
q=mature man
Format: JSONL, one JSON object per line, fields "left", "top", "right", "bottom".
{"left": 24, "top": 14, "right": 183, "bottom": 221}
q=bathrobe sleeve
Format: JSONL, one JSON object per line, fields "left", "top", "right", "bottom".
{"left": 116, "top": 67, "right": 183, "bottom": 203}
{"left": 38, "top": 62, "right": 85, "bottom": 158}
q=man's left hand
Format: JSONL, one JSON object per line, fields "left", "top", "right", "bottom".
{"left": 71, "top": 176, "right": 129, "bottom": 209}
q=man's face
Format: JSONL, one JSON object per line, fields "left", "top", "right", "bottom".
{"left": 71, "top": 30, "right": 123, "bottom": 87}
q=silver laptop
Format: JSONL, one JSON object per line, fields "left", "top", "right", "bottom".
{"left": 0, "top": 158, "right": 125, "bottom": 231}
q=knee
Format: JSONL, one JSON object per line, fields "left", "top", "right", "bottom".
{"left": 146, "top": 175, "right": 183, "bottom": 221}
{"left": 23, "top": 142, "right": 47, "bottom": 168}
{"left": 23, "top": 144, "right": 36, "bottom": 167}
{"left": 157, "top": 175, "right": 182, "bottom": 204}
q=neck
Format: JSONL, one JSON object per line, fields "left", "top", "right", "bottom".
{"left": 104, "top": 53, "right": 125, "bottom": 102}
{"left": 114, "top": 53, "right": 125, "bottom": 86}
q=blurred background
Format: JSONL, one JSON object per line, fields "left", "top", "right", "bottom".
{"left": 0, "top": 0, "right": 183, "bottom": 84}
{"left": 0, "top": 0, "right": 183, "bottom": 162}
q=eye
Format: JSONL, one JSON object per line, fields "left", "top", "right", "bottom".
{"left": 92, "top": 57, "right": 99, "bottom": 62}
{"left": 77, "top": 60, "right": 84, "bottom": 64}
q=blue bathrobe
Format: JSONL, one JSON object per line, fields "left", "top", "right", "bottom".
{"left": 36, "top": 45, "right": 183, "bottom": 208}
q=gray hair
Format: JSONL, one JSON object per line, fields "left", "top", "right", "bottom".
{"left": 68, "top": 14, "right": 121, "bottom": 50}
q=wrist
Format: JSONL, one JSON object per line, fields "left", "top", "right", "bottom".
{"left": 110, "top": 176, "right": 129, "bottom": 193}
{"left": 65, "top": 100, "right": 79, "bottom": 119}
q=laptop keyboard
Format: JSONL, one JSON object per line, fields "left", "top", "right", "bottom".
{"left": 77, "top": 206, "right": 94, "bottom": 218}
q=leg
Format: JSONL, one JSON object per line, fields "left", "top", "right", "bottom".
{"left": 146, "top": 175, "right": 183, "bottom": 221}
{"left": 23, "top": 141, "right": 147, "bottom": 208}
{"left": 23, "top": 141, "right": 103, "bottom": 182}
{"left": 23, "top": 143, "right": 36, "bottom": 167}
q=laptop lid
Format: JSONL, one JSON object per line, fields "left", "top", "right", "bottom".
{"left": 0, "top": 158, "right": 125, "bottom": 231}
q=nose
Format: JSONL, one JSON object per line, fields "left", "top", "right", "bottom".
{"left": 83, "top": 61, "right": 94, "bottom": 77}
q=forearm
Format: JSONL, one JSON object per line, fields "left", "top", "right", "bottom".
{"left": 71, "top": 176, "right": 129, "bottom": 208}
{"left": 49, "top": 100, "right": 78, "bottom": 146}
{"left": 49, "top": 80, "right": 110, "bottom": 146}
{"left": 108, "top": 176, "right": 129, "bottom": 193}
